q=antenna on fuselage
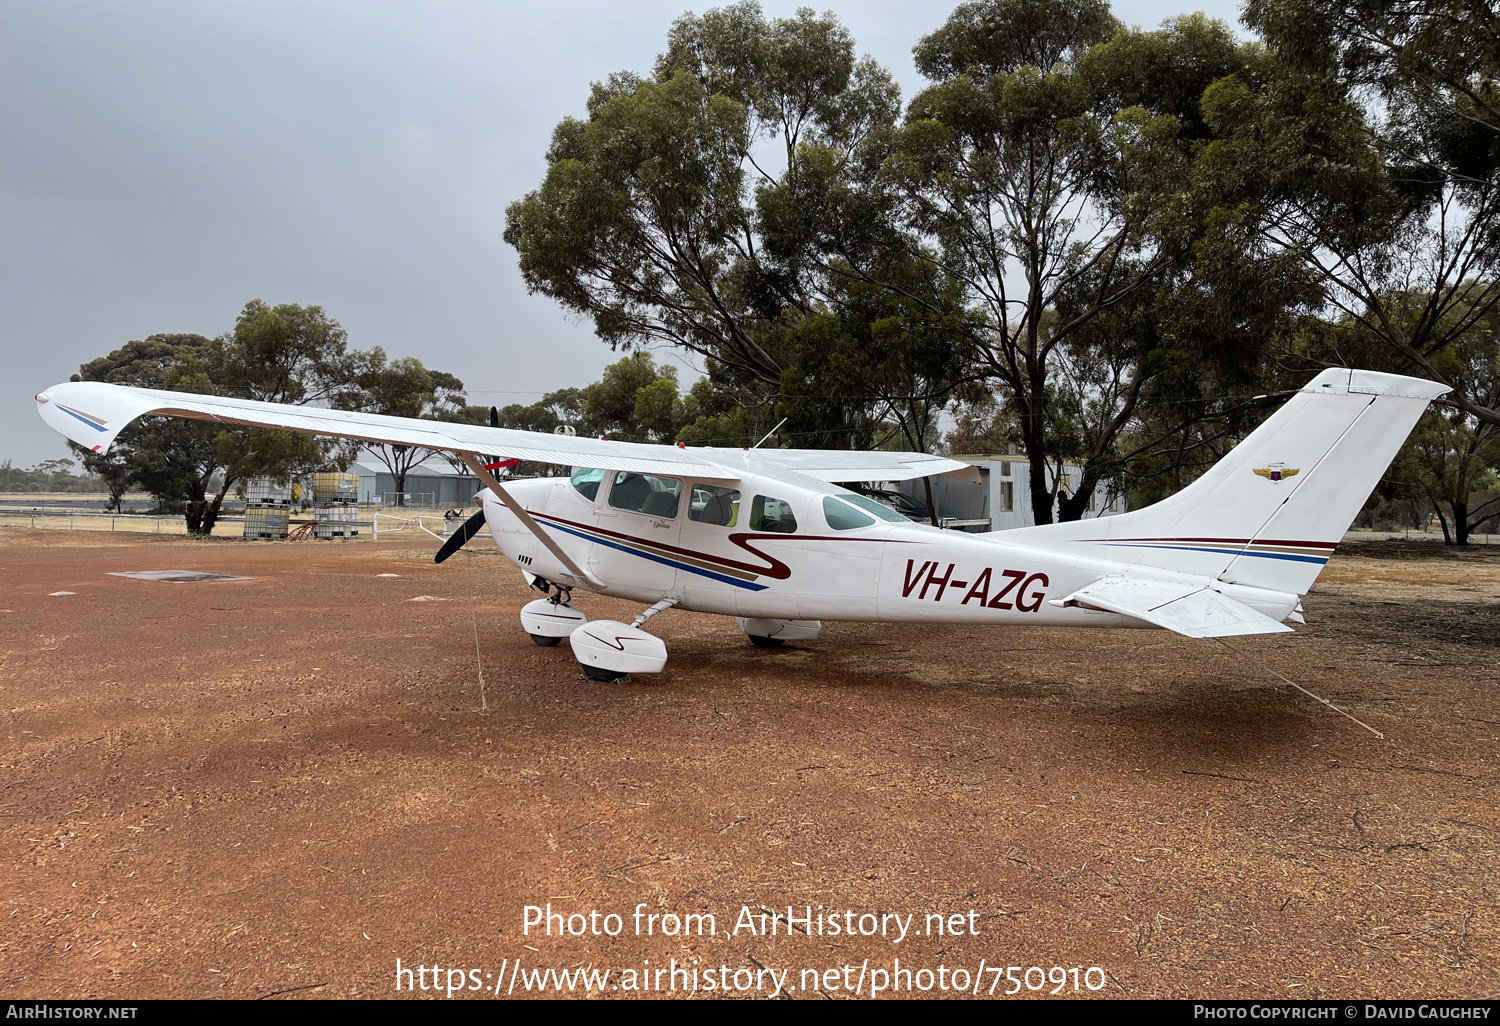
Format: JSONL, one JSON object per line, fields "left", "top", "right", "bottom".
{"left": 752, "top": 417, "right": 788, "bottom": 449}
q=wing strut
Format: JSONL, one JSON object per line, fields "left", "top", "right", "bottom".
{"left": 457, "top": 453, "right": 602, "bottom": 589}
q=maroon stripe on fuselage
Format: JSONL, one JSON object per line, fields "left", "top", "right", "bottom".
{"left": 532, "top": 512, "right": 901, "bottom": 582}
{"left": 1073, "top": 536, "right": 1337, "bottom": 549}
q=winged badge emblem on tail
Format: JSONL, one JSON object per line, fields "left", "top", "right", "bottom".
{"left": 1254, "top": 465, "right": 1299, "bottom": 482}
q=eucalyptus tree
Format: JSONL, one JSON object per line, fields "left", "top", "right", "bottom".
{"left": 1245, "top": 0, "right": 1499, "bottom": 135}
{"left": 490, "top": 352, "right": 694, "bottom": 445}
{"left": 72, "top": 323, "right": 335, "bottom": 534}
{"left": 342, "top": 350, "right": 471, "bottom": 502}
{"left": 503, "top": 3, "right": 919, "bottom": 436}
{"left": 1337, "top": 296, "right": 1500, "bottom": 544}
{"left": 1222, "top": 0, "right": 1500, "bottom": 429}
{"left": 72, "top": 302, "right": 374, "bottom": 533}
{"left": 221, "top": 299, "right": 355, "bottom": 405}
{"left": 505, "top": 2, "right": 1280, "bottom": 513}
{"left": 69, "top": 445, "right": 136, "bottom": 511}
{"left": 879, "top": 2, "right": 1255, "bottom": 522}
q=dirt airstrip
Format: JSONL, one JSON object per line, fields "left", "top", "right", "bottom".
{"left": 1, "top": 527, "right": 1497, "bottom": 1000}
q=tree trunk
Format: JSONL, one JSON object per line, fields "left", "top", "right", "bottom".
{"left": 200, "top": 478, "right": 233, "bottom": 537}
{"left": 1024, "top": 448, "right": 1053, "bottom": 524}
{"left": 184, "top": 477, "right": 210, "bottom": 535}
{"left": 1057, "top": 465, "right": 1102, "bottom": 523}
{"left": 1020, "top": 386, "right": 1053, "bottom": 525}
{"left": 921, "top": 476, "right": 939, "bottom": 528}
{"left": 394, "top": 469, "right": 407, "bottom": 506}
{"left": 1453, "top": 498, "right": 1468, "bottom": 546}
{"left": 1432, "top": 500, "right": 1451, "bottom": 545}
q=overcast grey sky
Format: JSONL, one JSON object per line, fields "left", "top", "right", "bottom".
{"left": 1, "top": 0, "right": 1242, "bottom": 466}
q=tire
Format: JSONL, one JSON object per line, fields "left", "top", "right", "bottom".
{"left": 529, "top": 633, "right": 563, "bottom": 647}
{"left": 748, "top": 635, "right": 785, "bottom": 649}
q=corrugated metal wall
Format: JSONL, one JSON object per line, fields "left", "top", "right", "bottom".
{"left": 894, "top": 458, "right": 1123, "bottom": 532}
{"left": 372, "top": 471, "right": 483, "bottom": 507}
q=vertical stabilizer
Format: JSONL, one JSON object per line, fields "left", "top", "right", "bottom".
{"left": 1003, "top": 369, "right": 1448, "bottom": 595}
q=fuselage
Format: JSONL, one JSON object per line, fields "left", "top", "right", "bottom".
{"left": 482, "top": 467, "right": 1301, "bottom": 629}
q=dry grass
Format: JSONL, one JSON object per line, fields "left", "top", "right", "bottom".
{"left": 0, "top": 530, "right": 1496, "bottom": 999}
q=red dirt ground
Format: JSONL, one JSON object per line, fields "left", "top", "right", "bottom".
{"left": 1, "top": 528, "right": 1497, "bottom": 1000}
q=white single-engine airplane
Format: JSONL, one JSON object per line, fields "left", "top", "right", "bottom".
{"left": 35, "top": 368, "right": 1446, "bottom": 681}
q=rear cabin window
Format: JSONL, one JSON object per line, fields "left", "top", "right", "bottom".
{"left": 571, "top": 467, "right": 605, "bottom": 501}
{"left": 750, "top": 495, "right": 798, "bottom": 533}
{"left": 689, "top": 484, "right": 740, "bottom": 527}
{"left": 839, "top": 492, "right": 909, "bottom": 523}
{"left": 609, "top": 472, "right": 682, "bottom": 518}
{"left": 822, "top": 496, "right": 876, "bottom": 530}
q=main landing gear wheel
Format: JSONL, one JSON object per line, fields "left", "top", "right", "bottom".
{"left": 569, "top": 602, "right": 675, "bottom": 682}
{"left": 579, "top": 664, "right": 632, "bottom": 684}
{"left": 529, "top": 633, "right": 563, "bottom": 647}
{"left": 736, "top": 618, "right": 822, "bottom": 648}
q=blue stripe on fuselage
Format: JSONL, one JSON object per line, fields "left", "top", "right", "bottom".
{"left": 1105, "top": 542, "right": 1328, "bottom": 565}
{"left": 540, "top": 519, "right": 769, "bottom": 591}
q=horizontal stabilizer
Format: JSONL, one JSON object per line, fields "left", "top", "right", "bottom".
{"left": 1051, "top": 577, "right": 1293, "bottom": 638}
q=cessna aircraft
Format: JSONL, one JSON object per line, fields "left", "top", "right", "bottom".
{"left": 35, "top": 368, "right": 1447, "bottom": 681}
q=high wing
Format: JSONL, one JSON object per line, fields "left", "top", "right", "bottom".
{"left": 1051, "top": 577, "right": 1293, "bottom": 638}
{"left": 34, "top": 381, "right": 976, "bottom": 483}
{"left": 719, "top": 447, "right": 982, "bottom": 485}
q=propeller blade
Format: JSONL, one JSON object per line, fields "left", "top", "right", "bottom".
{"left": 483, "top": 407, "right": 504, "bottom": 473}
{"left": 433, "top": 508, "right": 488, "bottom": 564}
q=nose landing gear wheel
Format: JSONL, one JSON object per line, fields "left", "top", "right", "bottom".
{"left": 520, "top": 592, "right": 587, "bottom": 646}
{"left": 748, "top": 635, "right": 785, "bottom": 649}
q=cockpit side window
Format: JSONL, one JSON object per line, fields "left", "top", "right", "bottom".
{"left": 750, "top": 495, "right": 798, "bottom": 534}
{"left": 609, "top": 472, "right": 683, "bottom": 518}
{"left": 822, "top": 495, "right": 876, "bottom": 530}
{"left": 689, "top": 484, "right": 740, "bottom": 527}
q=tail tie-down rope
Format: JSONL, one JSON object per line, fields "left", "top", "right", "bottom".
{"left": 1215, "top": 638, "right": 1385, "bottom": 739}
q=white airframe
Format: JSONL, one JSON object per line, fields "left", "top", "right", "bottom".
{"left": 35, "top": 368, "right": 1447, "bottom": 681}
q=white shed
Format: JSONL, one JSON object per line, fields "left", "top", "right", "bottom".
{"left": 893, "top": 455, "right": 1124, "bottom": 532}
